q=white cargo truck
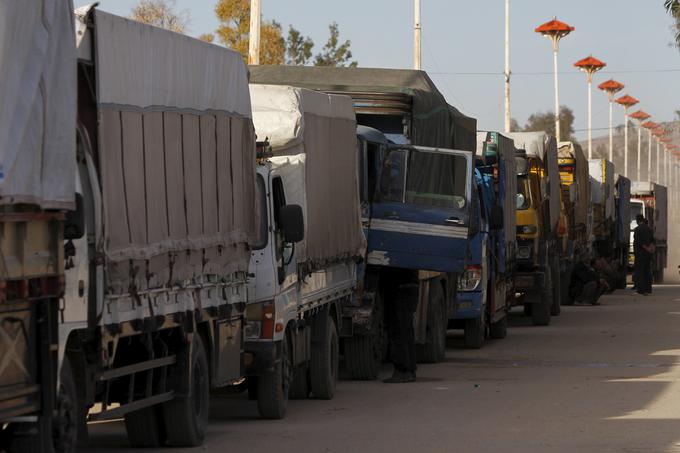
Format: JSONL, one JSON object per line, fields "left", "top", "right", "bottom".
{"left": 245, "top": 85, "right": 365, "bottom": 419}
{"left": 55, "top": 7, "right": 258, "bottom": 449}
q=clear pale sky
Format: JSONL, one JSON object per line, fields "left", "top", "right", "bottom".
{"left": 76, "top": 0, "right": 680, "bottom": 140}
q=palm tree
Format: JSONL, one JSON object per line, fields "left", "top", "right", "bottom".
{"left": 666, "top": 0, "right": 680, "bottom": 48}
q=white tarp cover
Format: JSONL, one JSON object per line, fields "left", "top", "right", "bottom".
{"left": 92, "top": 9, "right": 257, "bottom": 293}
{"left": 0, "top": 0, "right": 76, "bottom": 209}
{"left": 93, "top": 10, "right": 251, "bottom": 117}
{"left": 250, "top": 85, "right": 365, "bottom": 271}
{"left": 507, "top": 132, "right": 560, "bottom": 232}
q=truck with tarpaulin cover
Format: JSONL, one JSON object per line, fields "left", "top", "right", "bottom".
{"left": 55, "top": 7, "right": 258, "bottom": 448}
{"left": 629, "top": 182, "right": 668, "bottom": 283}
{"left": 0, "top": 1, "right": 76, "bottom": 451}
{"left": 557, "top": 141, "right": 590, "bottom": 304}
{"left": 245, "top": 84, "right": 365, "bottom": 418}
{"left": 451, "top": 132, "right": 516, "bottom": 348}
{"left": 249, "top": 66, "right": 477, "bottom": 373}
{"left": 508, "top": 132, "right": 562, "bottom": 326}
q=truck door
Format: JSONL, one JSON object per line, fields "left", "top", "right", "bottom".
{"left": 368, "top": 146, "right": 473, "bottom": 273}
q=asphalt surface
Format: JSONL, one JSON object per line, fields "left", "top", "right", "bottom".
{"left": 83, "top": 285, "right": 680, "bottom": 453}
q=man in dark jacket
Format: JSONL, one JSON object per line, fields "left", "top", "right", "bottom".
{"left": 633, "top": 214, "right": 654, "bottom": 295}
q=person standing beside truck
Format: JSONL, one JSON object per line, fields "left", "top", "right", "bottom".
{"left": 633, "top": 214, "right": 654, "bottom": 295}
{"left": 383, "top": 278, "right": 418, "bottom": 383}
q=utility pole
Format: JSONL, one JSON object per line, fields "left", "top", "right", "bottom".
{"left": 575, "top": 56, "right": 605, "bottom": 159}
{"left": 248, "top": 0, "right": 261, "bottom": 65}
{"left": 414, "top": 0, "right": 421, "bottom": 70}
{"left": 504, "top": 0, "right": 511, "bottom": 133}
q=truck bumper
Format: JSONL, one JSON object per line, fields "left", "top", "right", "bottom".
{"left": 513, "top": 271, "right": 546, "bottom": 299}
{"left": 453, "top": 292, "right": 483, "bottom": 319}
{"left": 243, "top": 341, "right": 277, "bottom": 375}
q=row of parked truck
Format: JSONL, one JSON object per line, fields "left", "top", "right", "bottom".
{"left": 0, "top": 3, "right": 669, "bottom": 451}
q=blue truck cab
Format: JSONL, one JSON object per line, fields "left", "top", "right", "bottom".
{"left": 451, "top": 132, "right": 517, "bottom": 348}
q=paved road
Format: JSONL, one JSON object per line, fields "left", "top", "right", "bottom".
{"left": 83, "top": 286, "right": 680, "bottom": 453}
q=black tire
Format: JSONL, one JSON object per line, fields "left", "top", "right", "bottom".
{"left": 550, "top": 261, "right": 562, "bottom": 316}
{"left": 162, "top": 334, "right": 209, "bottom": 447}
{"left": 416, "top": 285, "right": 446, "bottom": 363}
{"left": 257, "top": 336, "right": 291, "bottom": 418}
{"left": 561, "top": 264, "right": 574, "bottom": 306}
{"left": 654, "top": 270, "right": 664, "bottom": 284}
{"left": 464, "top": 316, "right": 485, "bottom": 349}
{"left": 310, "top": 312, "right": 339, "bottom": 400}
{"left": 289, "top": 365, "right": 310, "bottom": 399}
{"left": 344, "top": 334, "right": 381, "bottom": 380}
{"left": 6, "top": 359, "right": 79, "bottom": 453}
{"left": 124, "top": 406, "right": 165, "bottom": 447}
{"left": 489, "top": 315, "right": 508, "bottom": 339}
{"left": 532, "top": 301, "right": 551, "bottom": 326}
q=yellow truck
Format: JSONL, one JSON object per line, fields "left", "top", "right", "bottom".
{"left": 508, "top": 132, "right": 562, "bottom": 326}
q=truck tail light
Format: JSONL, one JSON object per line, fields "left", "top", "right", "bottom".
{"left": 260, "top": 300, "right": 275, "bottom": 339}
{"left": 458, "top": 265, "right": 482, "bottom": 292}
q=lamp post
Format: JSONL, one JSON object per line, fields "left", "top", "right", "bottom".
{"left": 630, "top": 110, "right": 651, "bottom": 181}
{"left": 642, "top": 121, "right": 658, "bottom": 182}
{"left": 414, "top": 0, "right": 421, "bottom": 70}
{"left": 661, "top": 136, "right": 673, "bottom": 184}
{"left": 615, "top": 95, "right": 639, "bottom": 177}
{"left": 535, "top": 17, "right": 574, "bottom": 142}
{"left": 574, "top": 56, "right": 606, "bottom": 159}
{"left": 597, "top": 79, "right": 624, "bottom": 162}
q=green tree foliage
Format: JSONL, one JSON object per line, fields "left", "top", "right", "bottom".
{"left": 509, "top": 118, "right": 521, "bottom": 132}
{"left": 130, "top": 0, "right": 190, "bottom": 33}
{"left": 522, "top": 106, "right": 576, "bottom": 141}
{"left": 665, "top": 0, "right": 680, "bottom": 49}
{"left": 214, "top": 0, "right": 285, "bottom": 64}
{"left": 313, "top": 22, "right": 358, "bottom": 67}
{"left": 286, "top": 26, "right": 314, "bottom": 65}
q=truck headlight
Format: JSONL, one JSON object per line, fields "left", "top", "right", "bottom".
{"left": 517, "top": 246, "right": 532, "bottom": 259}
{"left": 458, "top": 265, "right": 482, "bottom": 291}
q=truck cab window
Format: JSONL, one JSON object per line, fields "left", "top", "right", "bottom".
{"left": 252, "top": 175, "right": 268, "bottom": 250}
{"left": 405, "top": 151, "right": 467, "bottom": 209}
{"left": 378, "top": 149, "right": 407, "bottom": 203}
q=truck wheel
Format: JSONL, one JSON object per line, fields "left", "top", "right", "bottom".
{"left": 550, "top": 261, "right": 562, "bottom": 316}
{"left": 654, "top": 270, "right": 664, "bottom": 284}
{"left": 125, "top": 406, "right": 165, "bottom": 447}
{"left": 289, "top": 365, "right": 310, "bottom": 399}
{"left": 257, "top": 335, "right": 291, "bottom": 418}
{"left": 310, "top": 312, "right": 339, "bottom": 400}
{"left": 561, "top": 264, "right": 574, "bottom": 306}
{"left": 489, "top": 315, "right": 508, "bottom": 339}
{"left": 6, "top": 358, "right": 79, "bottom": 453}
{"left": 344, "top": 334, "right": 381, "bottom": 380}
{"left": 162, "top": 334, "right": 209, "bottom": 447}
{"left": 464, "top": 315, "right": 485, "bottom": 349}
{"left": 532, "top": 301, "right": 551, "bottom": 326}
{"left": 416, "top": 284, "right": 446, "bottom": 363}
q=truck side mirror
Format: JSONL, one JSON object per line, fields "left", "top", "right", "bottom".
{"left": 65, "top": 193, "right": 85, "bottom": 240}
{"left": 280, "top": 204, "right": 304, "bottom": 243}
{"left": 490, "top": 205, "right": 504, "bottom": 231}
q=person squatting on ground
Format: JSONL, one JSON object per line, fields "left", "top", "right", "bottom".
{"left": 570, "top": 258, "right": 604, "bottom": 305}
{"left": 633, "top": 214, "right": 654, "bottom": 295}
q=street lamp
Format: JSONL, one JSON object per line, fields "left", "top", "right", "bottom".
{"left": 597, "top": 79, "right": 624, "bottom": 162}
{"left": 615, "top": 94, "right": 639, "bottom": 177}
{"left": 642, "top": 121, "right": 658, "bottom": 182}
{"left": 574, "top": 56, "right": 606, "bottom": 159}
{"left": 630, "top": 110, "right": 651, "bottom": 181}
{"left": 535, "top": 17, "right": 574, "bottom": 142}
{"left": 653, "top": 127, "right": 667, "bottom": 184}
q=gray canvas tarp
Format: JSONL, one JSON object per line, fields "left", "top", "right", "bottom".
{"left": 249, "top": 66, "right": 477, "bottom": 152}
{"left": 88, "top": 10, "right": 257, "bottom": 293}
{"left": 250, "top": 84, "right": 365, "bottom": 271}
{"left": 507, "top": 132, "right": 561, "bottom": 233}
{"left": 0, "top": 0, "right": 76, "bottom": 209}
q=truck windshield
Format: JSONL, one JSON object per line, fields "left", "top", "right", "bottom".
{"left": 517, "top": 176, "right": 531, "bottom": 210}
{"left": 630, "top": 203, "right": 643, "bottom": 226}
{"left": 379, "top": 149, "right": 467, "bottom": 209}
